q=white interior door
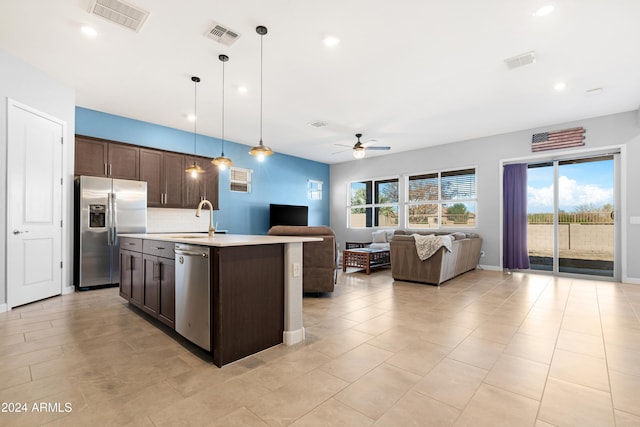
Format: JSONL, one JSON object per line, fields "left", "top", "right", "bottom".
{"left": 7, "top": 100, "right": 64, "bottom": 308}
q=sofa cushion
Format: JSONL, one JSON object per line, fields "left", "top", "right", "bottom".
{"left": 369, "top": 242, "right": 390, "bottom": 250}
{"left": 450, "top": 232, "right": 467, "bottom": 240}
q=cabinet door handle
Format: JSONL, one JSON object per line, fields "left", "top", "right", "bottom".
{"left": 104, "top": 163, "right": 107, "bottom": 175}
{"left": 109, "top": 163, "right": 112, "bottom": 176}
{"left": 130, "top": 255, "right": 134, "bottom": 270}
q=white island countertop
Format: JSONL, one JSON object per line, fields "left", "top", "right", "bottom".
{"left": 118, "top": 233, "right": 322, "bottom": 247}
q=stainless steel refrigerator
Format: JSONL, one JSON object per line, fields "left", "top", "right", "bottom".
{"left": 74, "top": 176, "right": 147, "bottom": 290}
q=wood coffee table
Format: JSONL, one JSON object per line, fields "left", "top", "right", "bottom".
{"left": 342, "top": 247, "right": 391, "bottom": 274}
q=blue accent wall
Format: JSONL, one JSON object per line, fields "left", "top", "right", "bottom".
{"left": 76, "top": 107, "right": 330, "bottom": 234}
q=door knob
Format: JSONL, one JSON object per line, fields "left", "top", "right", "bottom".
{"left": 13, "top": 230, "right": 28, "bottom": 235}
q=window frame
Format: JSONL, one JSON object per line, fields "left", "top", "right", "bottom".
{"left": 347, "top": 175, "right": 400, "bottom": 229}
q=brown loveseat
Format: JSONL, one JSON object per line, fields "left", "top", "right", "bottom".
{"left": 267, "top": 226, "right": 337, "bottom": 293}
{"left": 390, "top": 230, "right": 482, "bottom": 285}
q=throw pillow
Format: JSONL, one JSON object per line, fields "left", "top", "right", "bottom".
{"left": 372, "top": 230, "right": 387, "bottom": 243}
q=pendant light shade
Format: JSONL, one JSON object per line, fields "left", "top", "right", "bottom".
{"left": 186, "top": 76, "right": 205, "bottom": 178}
{"left": 212, "top": 54, "right": 233, "bottom": 170}
{"left": 248, "top": 25, "right": 274, "bottom": 161}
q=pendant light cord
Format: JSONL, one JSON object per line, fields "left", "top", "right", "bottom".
{"left": 221, "top": 59, "right": 225, "bottom": 155}
{"left": 259, "top": 31, "right": 263, "bottom": 145}
{"left": 193, "top": 78, "right": 198, "bottom": 154}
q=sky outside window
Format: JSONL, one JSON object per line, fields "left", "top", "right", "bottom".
{"left": 527, "top": 159, "right": 614, "bottom": 214}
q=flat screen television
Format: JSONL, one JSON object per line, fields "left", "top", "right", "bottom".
{"left": 270, "top": 204, "right": 308, "bottom": 227}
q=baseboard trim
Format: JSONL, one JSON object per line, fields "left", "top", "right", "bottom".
{"left": 478, "top": 264, "right": 502, "bottom": 271}
{"left": 622, "top": 276, "right": 640, "bottom": 285}
{"left": 62, "top": 285, "right": 75, "bottom": 295}
{"left": 283, "top": 327, "right": 305, "bottom": 346}
{"left": 0, "top": 303, "right": 7, "bottom": 313}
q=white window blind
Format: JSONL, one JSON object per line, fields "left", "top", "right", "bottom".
{"left": 406, "top": 167, "right": 477, "bottom": 229}
{"left": 229, "top": 167, "right": 252, "bottom": 193}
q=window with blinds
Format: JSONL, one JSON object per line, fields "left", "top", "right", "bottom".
{"left": 229, "top": 167, "right": 252, "bottom": 193}
{"left": 407, "top": 167, "right": 477, "bottom": 228}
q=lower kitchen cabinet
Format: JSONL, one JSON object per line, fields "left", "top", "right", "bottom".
{"left": 120, "top": 238, "right": 143, "bottom": 306}
{"left": 142, "top": 254, "right": 175, "bottom": 328}
{"left": 119, "top": 239, "right": 175, "bottom": 329}
{"left": 158, "top": 258, "right": 175, "bottom": 328}
{"left": 120, "top": 249, "right": 143, "bottom": 302}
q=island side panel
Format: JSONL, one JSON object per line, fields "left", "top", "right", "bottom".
{"left": 212, "top": 244, "right": 285, "bottom": 367}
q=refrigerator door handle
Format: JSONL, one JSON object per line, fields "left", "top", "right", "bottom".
{"left": 112, "top": 192, "right": 117, "bottom": 246}
{"left": 106, "top": 192, "right": 112, "bottom": 246}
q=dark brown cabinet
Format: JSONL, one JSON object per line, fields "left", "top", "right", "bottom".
{"left": 140, "top": 149, "right": 185, "bottom": 208}
{"left": 184, "top": 157, "right": 219, "bottom": 209}
{"left": 141, "top": 240, "right": 176, "bottom": 328}
{"left": 75, "top": 135, "right": 139, "bottom": 180}
{"left": 119, "top": 238, "right": 143, "bottom": 306}
{"left": 157, "top": 258, "right": 175, "bottom": 328}
{"left": 76, "top": 134, "right": 218, "bottom": 209}
{"left": 120, "top": 238, "right": 175, "bottom": 329}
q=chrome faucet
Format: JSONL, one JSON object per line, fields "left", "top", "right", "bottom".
{"left": 195, "top": 199, "right": 215, "bottom": 237}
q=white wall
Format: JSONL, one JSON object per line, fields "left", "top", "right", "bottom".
{"left": 330, "top": 110, "right": 640, "bottom": 282}
{"left": 0, "top": 50, "right": 76, "bottom": 307}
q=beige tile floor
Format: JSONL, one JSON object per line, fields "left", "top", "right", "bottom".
{"left": 1, "top": 269, "right": 640, "bottom": 426}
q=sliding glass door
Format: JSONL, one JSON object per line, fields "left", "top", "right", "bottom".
{"left": 527, "top": 155, "right": 618, "bottom": 278}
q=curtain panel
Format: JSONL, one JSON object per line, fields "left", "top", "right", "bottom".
{"left": 503, "top": 163, "right": 530, "bottom": 269}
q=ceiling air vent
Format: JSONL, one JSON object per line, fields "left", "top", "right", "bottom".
{"left": 504, "top": 51, "right": 536, "bottom": 70}
{"left": 88, "top": 0, "right": 150, "bottom": 32}
{"left": 205, "top": 22, "right": 241, "bottom": 46}
{"left": 308, "top": 120, "right": 328, "bottom": 128}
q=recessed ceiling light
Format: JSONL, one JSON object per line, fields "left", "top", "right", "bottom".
{"left": 237, "top": 86, "right": 248, "bottom": 94}
{"left": 323, "top": 36, "right": 340, "bottom": 47}
{"left": 187, "top": 114, "right": 196, "bottom": 121}
{"left": 81, "top": 25, "right": 98, "bottom": 38}
{"left": 534, "top": 4, "right": 555, "bottom": 17}
{"left": 554, "top": 81, "right": 567, "bottom": 91}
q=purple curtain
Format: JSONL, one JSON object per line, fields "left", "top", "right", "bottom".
{"left": 503, "top": 164, "right": 530, "bottom": 269}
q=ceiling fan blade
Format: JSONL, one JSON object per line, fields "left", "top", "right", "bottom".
{"left": 331, "top": 148, "right": 351, "bottom": 154}
{"left": 365, "top": 146, "right": 391, "bottom": 151}
{"left": 334, "top": 143, "right": 353, "bottom": 148}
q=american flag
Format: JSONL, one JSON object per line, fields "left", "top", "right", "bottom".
{"left": 531, "top": 127, "right": 585, "bottom": 152}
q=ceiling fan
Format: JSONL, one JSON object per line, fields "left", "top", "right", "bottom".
{"left": 334, "top": 133, "right": 391, "bottom": 159}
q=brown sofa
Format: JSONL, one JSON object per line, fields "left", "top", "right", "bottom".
{"left": 267, "top": 225, "right": 337, "bottom": 293}
{"left": 390, "top": 230, "right": 482, "bottom": 285}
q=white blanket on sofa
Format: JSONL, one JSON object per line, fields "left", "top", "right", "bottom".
{"left": 412, "top": 234, "right": 452, "bottom": 260}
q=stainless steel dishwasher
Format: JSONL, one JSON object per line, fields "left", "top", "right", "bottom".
{"left": 174, "top": 243, "right": 211, "bottom": 351}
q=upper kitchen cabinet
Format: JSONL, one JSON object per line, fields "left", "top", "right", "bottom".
{"left": 184, "top": 156, "right": 219, "bottom": 209}
{"left": 140, "top": 149, "right": 184, "bottom": 208}
{"left": 75, "top": 135, "right": 139, "bottom": 180}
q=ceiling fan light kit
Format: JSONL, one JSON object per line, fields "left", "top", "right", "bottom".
{"left": 350, "top": 133, "right": 390, "bottom": 159}
{"left": 212, "top": 54, "right": 234, "bottom": 170}
{"left": 248, "top": 25, "right": 274, "bottom": 161}
{"left": 185, "top": 76, "right": 206, "bottom": 178}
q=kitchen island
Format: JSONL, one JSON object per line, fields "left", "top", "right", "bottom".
{"left": 117, "top": 233, "right": 321, "bottom": 367}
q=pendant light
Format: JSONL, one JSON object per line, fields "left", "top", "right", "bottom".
{"left": 185, "top": 76, "right": 205, "bottom": 178}
{"left": 211, "top": 54, "right": 233, "bottom": 170}
{"left": 248, "top": 25, "right": 274, "bottom": 161}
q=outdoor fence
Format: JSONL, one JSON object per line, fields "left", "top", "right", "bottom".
{"left": 528, "top": 211, "right": 614, "bottom": 256}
